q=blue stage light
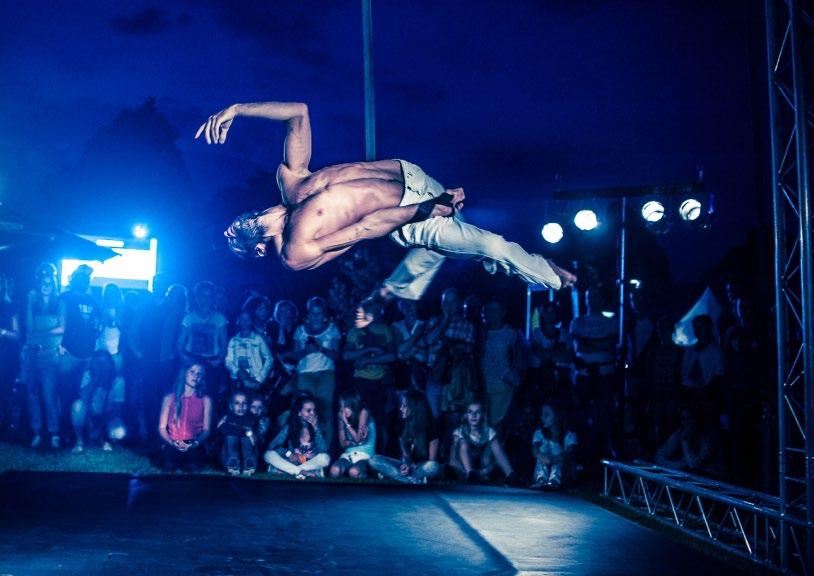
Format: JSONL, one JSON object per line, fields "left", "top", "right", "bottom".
{"left": 541, "top": 222, "right": 564, "bottom": 244}
{"left": 574, "top": 210, "right": 598, "bottom": 231}
{"left": 679, "top": 199, "right": 702, "bottom": 221}
{"left": 132, "top": 224, "right": 149, "bottom": 239}
{"left": 641, "top": 201, "right": 665, "bottom": 222}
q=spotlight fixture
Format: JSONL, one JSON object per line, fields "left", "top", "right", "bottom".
{"left": 541, "top": 222, "right": 564, "bottom": 244}
{"left": 573, "top": 209, "right": 599, "bottom": 231}
{"left": 132, "top": 224, "right": 149, "bottom": 239}
{"left": 641, "top": 201, "right": 665, "bottom": 223}
{"left": 679, "top": 199, "right": 702, "bottom": 222}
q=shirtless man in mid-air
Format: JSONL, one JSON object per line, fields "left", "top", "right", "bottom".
{"left": 196, "top": 101, "right": 575, "bottom": 301}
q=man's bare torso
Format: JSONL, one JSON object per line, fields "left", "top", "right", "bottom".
{"left": 277, "top": 159, "right": 405, "bottom": 248}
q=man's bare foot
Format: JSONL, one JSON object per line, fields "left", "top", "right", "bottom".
{"left": 548, "top": 260, "right": 577, "bottom": 288}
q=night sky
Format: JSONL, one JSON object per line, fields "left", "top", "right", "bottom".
{"left": 0, "top": 1, "right": 768, "bottom": 303}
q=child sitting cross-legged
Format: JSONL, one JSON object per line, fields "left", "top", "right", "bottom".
{"left": 264, "top": 393, "right": 330, "bottom": 479}
{"left": 217, "top": 391, "right": 258, "bottom": 476}
{"left": 330, "top": 389, "right": 376, "bottom": 479}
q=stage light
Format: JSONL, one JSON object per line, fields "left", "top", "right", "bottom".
{"left": 574, "top": 210, "right": 598, "bottom": 231}
{"left": 679, "top": 199, "right": 702, "bottom": 222}
{"left": 541, "top": 222, "right": 564, "bottom": 244}
{"left": 641, "top": 201, "right": 665, "bottom": 223}
{"left": 132, "top": 224, "right": 149, "bottom": 239}
{"left": 629, "top": 278, "right": 641, "bottom": 289}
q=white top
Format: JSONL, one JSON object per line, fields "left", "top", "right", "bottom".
{"left": 182, "top": 311, "right": 228, "bottom": 358}
{"left": 532, "top": 429, "right": 578, "bottom": 456}
{"left": 225, "top": 332, "right": 274, "bottom": 384}
{"left": 294, "top": 323, "right": 341, "bottom": 373}
{"left": 453, "top": 425, "right": 497, "bottom": 448}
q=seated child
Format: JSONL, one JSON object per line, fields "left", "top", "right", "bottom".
{"left": 448, "top": 400, "right": 516, "bottom": 484}
{"left": 330, "top": 389, "right": 376, "bottom": 478}
{"left": 531, "top": 403, "right": 578, "bottom": 489}
{"left": 249, "top": 395, "right": 271, "bottom": 453}
{"left": 369, "top": 390, "right": 441, "bottom": 484}
{"left": 264, "top": 394, "right": 330, "bottom": 479}
{"left": 217, "top": 391, "right": 258, "bottom": 476}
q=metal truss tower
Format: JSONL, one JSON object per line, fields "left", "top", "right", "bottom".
{"left": 765, "top": 0, "right": 814, "bottom": 572}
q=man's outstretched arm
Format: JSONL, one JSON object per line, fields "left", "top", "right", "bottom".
{"left": 195, "top": 101, "right": 311, "bottom": 175}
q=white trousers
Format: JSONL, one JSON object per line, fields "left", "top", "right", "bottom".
{"left": 265, "top": 450, "right": 330, "bottom": 476}
{"left": 383, "top": 160, "right": 562, "bottom": 300}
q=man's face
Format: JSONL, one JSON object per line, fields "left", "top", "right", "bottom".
{"left": 225, "top": 212, "right": 267, "bottom": 259}
{"left": 71, "top": 271, "right": 91, "bottom": 293}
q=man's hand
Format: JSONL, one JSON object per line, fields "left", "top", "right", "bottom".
{"left": 428, "top": 188, "right": 465, "bottom": 218}
{"left": 195, "top": 104, "right": 238, "bottom": 144}
{"left": 548, "top": 260, "right": 577, "bottom": 288}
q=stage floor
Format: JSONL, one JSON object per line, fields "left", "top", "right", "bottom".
{"left": 0, "top": 472, "right": 751, "bottom": 575}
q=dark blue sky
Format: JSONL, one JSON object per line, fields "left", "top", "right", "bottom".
{"left": 0, "top": 0, "right": 766, "bottom": 286}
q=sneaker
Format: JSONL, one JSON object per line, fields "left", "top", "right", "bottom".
{"left": 50, "top": 435, "right": 61, "bottom": 449}
{"left": 530, "top": 478, "right": 547, "bottom": 490}
{"left": 295, "top": 472, "right": 307, "bottom": 480}
{"left": 71, "top": 442, "right": 84, "bottom": 454}
{"left": 30, "top": 435, "right": 42, "bottom": 448}
{"left": 243, "top": 468, "right": 255, "bottom": 477}
{"left": 227, "top": 467, "right": 240, "bottom": 476}
{"left": 101, "top": 441, "right": 113, "bottom": 452}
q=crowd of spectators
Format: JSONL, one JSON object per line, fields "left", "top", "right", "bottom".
{"left": 0, "top": 261, "right": 774, "bottom": 491}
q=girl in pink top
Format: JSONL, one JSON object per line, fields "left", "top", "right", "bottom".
{"left": 157, "top": 360, "right": 212, "bottom": 471}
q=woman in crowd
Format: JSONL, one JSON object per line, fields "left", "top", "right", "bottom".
{"left": 655, "top": 404, "right": 724, "bottom": 477}
{"left": 264, "top": 393, "right": 330, "bottom": 478}
{"left": 448, "top": 400, "right": 516, "bottom": 484}
{"left": 71, "top": 349, "right": 125, "bottom": 452}
{"left": 156, "top": 360, "right": 212, "bottom": 471}
{"left": 369, "top": 390, "right": 440, "bottom": 484}
{"left": 242, "top": 295, "right": 272, "bottom": 343}
{"left": 531, "top": 403, "right": 578, "bottom": 489}
{"left": 330, "top": 389, "right": 376, "bottom": 478}
{"left": 24, "top": 263, "right": 65, "bottom": 449}
{"left": 265, "top": 299, "right": 299, "bottom": 420}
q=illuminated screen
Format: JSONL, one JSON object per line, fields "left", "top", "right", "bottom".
{"left": 60, "top": 237, "right": 158, "bottom": 291}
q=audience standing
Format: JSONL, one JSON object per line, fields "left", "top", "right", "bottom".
{"left": 292, "top": 297, "right": 340, "bottom": 447}
{"left": 24, "top": 263, "right": 65, "bottom": 448}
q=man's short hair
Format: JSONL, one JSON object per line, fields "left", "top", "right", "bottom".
{"left": 226, "top": 211, "right": 263, "bottom": 257}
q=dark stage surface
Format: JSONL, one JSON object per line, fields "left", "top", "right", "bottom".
{"left": 0, "top": 472, "right": 750, "bottom": 575}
